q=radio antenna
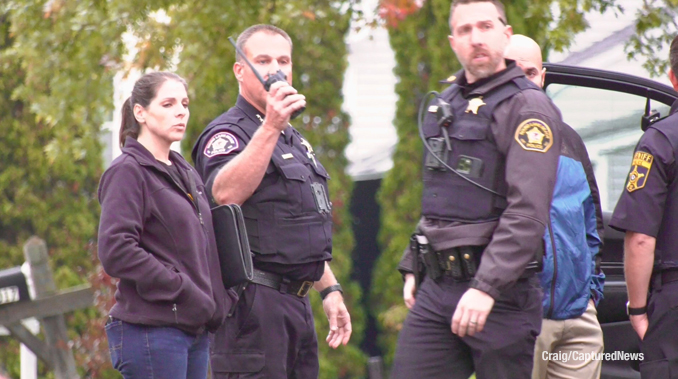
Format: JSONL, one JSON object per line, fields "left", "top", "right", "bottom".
{"left": 228, "top": 36, "right": 267, "bottom": 87}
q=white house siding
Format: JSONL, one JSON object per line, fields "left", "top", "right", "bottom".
{"left": 343, "top": 21, "right": 398, "bottom": 181}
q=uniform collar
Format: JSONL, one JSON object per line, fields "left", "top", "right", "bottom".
{"left": 235, "top": 95, "right": 266, "bottom": 126}
{"left": 671, "top": 99, "right": 678, "bottom": 116}
{"left": 455, "top": 60, "right": 524, "bottom": 98}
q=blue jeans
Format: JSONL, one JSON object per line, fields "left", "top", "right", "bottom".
{"left": 106, "top": 318, "right": 209, "bottom": 379}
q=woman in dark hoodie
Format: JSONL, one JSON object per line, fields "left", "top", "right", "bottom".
{"left": 98, "top": 71, "right": 231, "bottom": 379}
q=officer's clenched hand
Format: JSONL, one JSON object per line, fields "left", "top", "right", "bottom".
{"left": 263, "top": 81, "right": 306, "bottom": 132}
{"left": 451, "top": 288, "right": 495, "bottom": 337}
{"left": 323, "top": 292, "right": 352, "bottom": 349}
{"left": 630, "top": 314, "right": 649, "bottom": 340}
{"left": 403, "top": 273, "right": 416, "bottom": 309}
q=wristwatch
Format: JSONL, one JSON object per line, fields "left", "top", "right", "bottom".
{"left": 320, "top": 284, "right": 343, "bottom": 300}
{"left": 626, "top": 301, "right": 647, "bottom": 316}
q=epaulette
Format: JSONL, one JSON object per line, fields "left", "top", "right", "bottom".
{"left": 438, "top": 74, "right": 457, "bottom": 84}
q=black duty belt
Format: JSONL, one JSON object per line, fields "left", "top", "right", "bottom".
{"left": 419, "top": 245, "right": 540, "bottom": 282}
{"left": 436, "top": 247, "right": 480, "bottom": 279}
{"left": 652, "top": 269, "right": 678, "bottom": 289}
{"left": 250, "top": 268, "right": 314, "bottom": 298}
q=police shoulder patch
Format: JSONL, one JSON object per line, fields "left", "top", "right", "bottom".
{"left": 626, "top": 151, "right": 654, "bottom": 192}
{"left": 203, "top": 132, "right": 239, "bottom": 158}
{"left": 514, "top": 118, "right": 553, "bottom": 153}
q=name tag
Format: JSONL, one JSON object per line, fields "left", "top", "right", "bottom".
{"left": 282, "top": 153, "right": 294, "bottom": 159}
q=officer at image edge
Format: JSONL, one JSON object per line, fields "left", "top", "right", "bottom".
{"left": 609, "top": 34, "right": 678, "bottom": 378}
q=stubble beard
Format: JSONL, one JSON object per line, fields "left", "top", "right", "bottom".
{"left": 464, "top": 52, "right": 504, "bottom": 81}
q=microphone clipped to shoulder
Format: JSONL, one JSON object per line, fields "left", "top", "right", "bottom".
{"left": 228, "top": 36, "right": 305, "bottom": 120}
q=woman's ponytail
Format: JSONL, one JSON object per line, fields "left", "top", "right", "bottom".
{"left": 119, "top": 97, "right": 140, "bottom": 148}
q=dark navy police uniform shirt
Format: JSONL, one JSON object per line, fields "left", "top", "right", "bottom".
{"left": 610, "top": 101, "right": 678, "bottom": 272}
{"left": 192, "top": 96, "right": 329, "bottom": 281}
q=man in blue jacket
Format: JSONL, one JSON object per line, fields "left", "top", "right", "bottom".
{"left": 506, "top": 34, "right": 606, "bottom": 379}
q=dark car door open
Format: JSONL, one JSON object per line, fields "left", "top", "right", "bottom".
{"left": 543, "top": 63, "right": 678, "bottom": 379}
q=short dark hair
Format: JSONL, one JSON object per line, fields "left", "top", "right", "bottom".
{"left": 119, "top": 71, "right": 187, "bottom": 148}
{"left": 235, "top": 24, "right": 293, "bottom": 62}
{"left": 449, "top": 0, "right": 507, "bottom": 33}
{"left": 671, "top": 35, "right": 678, "bottom": 76}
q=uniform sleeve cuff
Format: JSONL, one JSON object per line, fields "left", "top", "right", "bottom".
{"left": 608, "top": 217, "right": 658, "bottom": 238}
{"left": 469, "top": 278, "right": 500, "bottom": 300}
{"left": 397, "top": 265, "right": 414, "bottom": 281}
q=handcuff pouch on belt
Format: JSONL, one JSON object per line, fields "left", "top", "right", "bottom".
{"left": 412, "top": 234, "right": 479, "bottom": 284}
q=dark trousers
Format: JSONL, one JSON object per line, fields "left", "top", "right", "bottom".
{"left": 210, "top": 283, "right": 319, "bottom": 379}
{"left": 640, "top": 280, "right": 678, "bottom": 378}
{"left": 106, "top": 320, "right": 209, "bottom": 379}
{"left": 391, "top": 275, "right": 542, "bottom": 379}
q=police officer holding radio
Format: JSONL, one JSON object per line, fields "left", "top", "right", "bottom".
{"left": 192, "top": 24, "right": 351, "bottom": 378}
{"left": 609, "top": 35, "right": 678, "bottom": 378}
{"left": 392, "top": 1, "right": 569, "bottom": 378}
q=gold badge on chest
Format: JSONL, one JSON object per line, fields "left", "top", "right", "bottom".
{"left": 465, "top": 97, "right": 486, "bottom": 115}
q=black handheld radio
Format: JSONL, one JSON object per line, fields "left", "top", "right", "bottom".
{"left": 228, "top": 36, "right": 305, "bottom": 120}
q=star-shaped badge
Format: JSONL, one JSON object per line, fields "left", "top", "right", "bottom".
{"left": 526, "top": 127, "right": 545, "bottom": 145}
{"left": 465, "top": 97, "right": 486, "bottom": 115}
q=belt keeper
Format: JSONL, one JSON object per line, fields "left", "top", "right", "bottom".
{"left": 651, "top": 274, "right": 661, "bottom": 292}
{"left": 279, "top": 277, "right": 290, "bottom": 294}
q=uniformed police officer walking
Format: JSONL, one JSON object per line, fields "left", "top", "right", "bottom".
{"left": 192, "top": 24, "right": 351, "bottom": 379}
{"left": 392, "top": 1, "right": 569, "bottom": 378}
{"left": 609, "top": 35, "right": 678, "bottom": 378}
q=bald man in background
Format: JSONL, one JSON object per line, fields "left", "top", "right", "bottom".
{"left": 505, "top": 34, "right": 546, "bottom": 87}
{"left": 506, "top": 35, "right": 606, "bottom": 379}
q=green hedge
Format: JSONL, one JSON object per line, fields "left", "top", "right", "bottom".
{"left": 0, "top": 5, "right": 113, "bottom": 376}
{"left": 371, "top": 0, "right": 461, "bottom": 366}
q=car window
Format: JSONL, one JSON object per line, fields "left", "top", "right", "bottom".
{"left": 546, "top": 83, "right": 671, "bottom": 211}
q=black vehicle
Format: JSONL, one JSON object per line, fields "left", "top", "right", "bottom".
{"left": 543, "top": 63, "right": 678, "bottom": 379}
